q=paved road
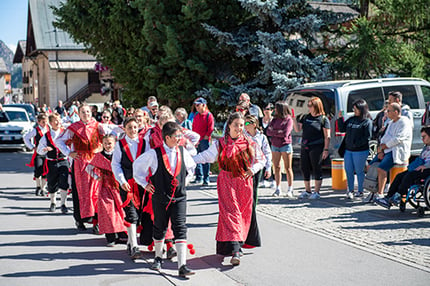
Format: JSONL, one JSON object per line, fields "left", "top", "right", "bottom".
{"left": 0, "top": 151, "right": 429, "bottom": 285}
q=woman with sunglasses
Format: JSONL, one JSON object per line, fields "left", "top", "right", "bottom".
{"left": 193, "top": 112, "right": 265, "bottom": 266}
{"left": 294, "top": 97, "right": 330, "bottom": 200}
{"left": 259, "top": 103, "right": 275, "bottom": 188}
{"left": 266, "top": 101, "right": 294, "bottom": 197}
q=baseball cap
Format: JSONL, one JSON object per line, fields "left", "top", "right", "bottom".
{"left": 194, "top": 98, "right": 207, "bottom": 105}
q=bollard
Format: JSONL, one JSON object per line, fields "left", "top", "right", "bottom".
{"left": 390, "top": 163, "right": 408, "bottom": 184}
{"left": 332, "top": 159, "right": 347, "bottom": 190}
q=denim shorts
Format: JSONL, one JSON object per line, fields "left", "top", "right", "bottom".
{"left": 271, "top": 143, "right": 293, "bottom": 153}
{"left": 369, "top": 151, "right": 394, "bottom": 172}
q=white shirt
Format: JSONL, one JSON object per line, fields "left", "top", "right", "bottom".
{"left": 245, "top": 130, "right": 272, "bottom": 170}
{"left": 24, "top": 125, "right": 49, "bottom": 150}
{"left": 133, "top": 142, "right": 196, "bottom": 188}
{"left": 112, "top": 135, "right": 142, "bottom": 186}
{"left": 36, "top": 129, "right": 63, "bottom": 156}
{"left": 142, "top": 126, "right": 199, "bottom": 155}
{"left": 193, "top": 139, "right": 266, "bottom": 175}
{"left": 380, "top": 116, "right": 413, "bottom": 164}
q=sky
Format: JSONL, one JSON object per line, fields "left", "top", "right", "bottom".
{"left": 0, "top": 0, "right": 28, "bottom": 53}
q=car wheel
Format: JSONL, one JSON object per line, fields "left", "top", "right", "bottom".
{"left": 368, "top": 140, "right": 378, "bottom": 160}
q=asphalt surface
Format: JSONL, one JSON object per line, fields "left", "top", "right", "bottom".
{"left": 0, "top": 150, "right": 429, "bottom": 285}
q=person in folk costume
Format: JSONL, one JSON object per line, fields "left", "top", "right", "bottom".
{"left": 111, "top": 117, "right": 148, "bottom": 259}
{"left": 86, "top": 134, "right": 128, "bottom": 247}
{"left": 24, "top": 113, "right": 49, "bottom": 196}
{"left": 193, "top": 112, "right": 266, "bottom": 266}
{"left": 142, "top": 111, "right": 199, "bottom": 259}
{"left": 134, "top": 122, "right": 196, "bottom": 277}
{"left": 243, "top": 115, "right": 272, "bottom": 249}
{"left": 55, "top": 104, "right": 107, "bottom": 232}
{"left": 36, "top": 114, "right": 70, "bottom": 213}
{"left": 134, "top": 109, "right": 151, "bottom": 136}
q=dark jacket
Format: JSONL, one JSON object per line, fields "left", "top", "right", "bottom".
{"left": 337, "top": 116, "right": 373, "bottom": 152}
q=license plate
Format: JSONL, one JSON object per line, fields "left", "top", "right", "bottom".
{"left": 1, "top": 136, "right": 12, "bottom": 141}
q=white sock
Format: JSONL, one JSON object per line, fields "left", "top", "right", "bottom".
{"left": 60, "top": 189, "right": 68, "bottom": 206}
{"left": 127, "top": 224, "right": 138, "bottom": 248}
{"left": 288, "top": 186, "right": 293, "bottom": 192}
{"left": 41, "top": 179, "right": 47, "bottom": 190}
{"left": 154, "top": 239, "right": 165, "bottom": 258}
{"left": 50, "top": 193, "right": 56, "bottom": 204}
{"left": 176, "top": 240, "right": 187, "bottom": 269}
{"left": 276, "top": 185, "right": 281, "bottom": 190}
{"left": 35, "top": 177, "right": 41, "bottom": 188}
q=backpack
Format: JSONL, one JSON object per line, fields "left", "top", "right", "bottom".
{"left": 363, "top": 162, "right": 380, "bottom": 193}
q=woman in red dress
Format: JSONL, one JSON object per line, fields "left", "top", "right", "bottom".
{"left": 193, "top": 112, "right": 265, "bottom": 266}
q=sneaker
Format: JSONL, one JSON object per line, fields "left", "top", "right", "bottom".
{"left": 60, "top": 204, "right": 68, "bottom": 214}
{"left": 130, "top": 246, "right": 142, "bottom": 260}
{"left": 363, "top": 192, "right": 375, "bottom": 203}
{"left": 202, "top": 181, "right": 209, "bottom": 186}
{"left": 191, "top": 179, "right": 203, "bottom": 184}
{"left": 390, "top": 193, "right": 401, "bottom": 206}
{"left": 298, "top": 191, "right": 312, "bottom": 199}
{"left": 151, "top": 256, "right": 163, "bottom": 270}
{"left": 259, "top": 181, "right": 266, "bottom": 188}
{"left": 375, "top": 197, "right": 391, "bottom": 209}
{"left": 346, "top": 191, "right": 354, "bottom": 200}
{"left": 230, "top": 252, "right": 240, "bottom": 266}
{"left": 92, "top": 224, "right": 100, "bottom": 235}
{"left": 166, "top": 247, "right": 177, "bottom": 260}
{"left": 309, "top": 192, "right": 321, "bottom": 200}
{"left": 35, "top": 187, "right": 41, "bottom": 196}
{"left": 49, "top": 203, "right": 56, "bottom": 212}
{"left": 269, "top": 181, "right": 275, "bottom": 188}
{"left": 286, "top": 190, "right": 294, "bottom": 198}
{"left": 272, "top": 188, "right": 281, "bottom": 197}
{"left": 178, "top": 264, "right": 195, "bottom": 277}
{"left": 354, "top": 192, "right": 364, "bottom": 198}
{"left": 375, "top": 193, "right": 385, "bottom": 199}
{"left": 106, "top": 241, "right": 116, "bottom": 247}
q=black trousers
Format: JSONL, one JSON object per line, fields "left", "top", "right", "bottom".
{"left": 245, "top": 171, "right": 261, "bottom": 247}
{"left": 34, "top": 155, "right": 46, "bottom": 178}
{"left": 152, "top": 198, "right": 187, "bottom": 241}
{"left": 119, "top": 187, "right": 143, "bottom": 224}
{"left": 46, "top": 160, "right": 69, "bottom": 194}
{"left": 387, "top": 169, "right": 430, "bottom": 197}
{"left": 71, "top": 162, "right": 82, "bottom": 223}
{"left": 300, "top": 144, "right": 324, "bottom": 181}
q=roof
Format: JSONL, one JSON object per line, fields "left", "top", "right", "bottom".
{"left": 49, "top": 60, "right": 97, "bottom": 71}
{"left": 27, "top": 0, "right": 85, "bottom": 56}
{"left": 13, "top": 40, "right": 27, "bottom": 63}
{"left": 0, "top": 58, "right": 8, "bottom": 74}
{"left": 309, "top": 1, "right": 359, "bottom": 17}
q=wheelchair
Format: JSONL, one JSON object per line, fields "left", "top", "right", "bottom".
{"left": 398, "top": 176, "right": 430, "bottom": 217}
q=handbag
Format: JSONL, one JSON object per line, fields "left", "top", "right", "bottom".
{"left": 338, "top": 137, "right": 346, "bottom": 158}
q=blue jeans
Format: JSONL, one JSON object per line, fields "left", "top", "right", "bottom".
{"left": 344, "top": 150, "right": 369, "bottom": 193}
{"left": 195, "top": 139, "right": 210, "bottom": 183}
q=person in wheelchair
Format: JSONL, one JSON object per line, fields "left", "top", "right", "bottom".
{"left": 376, "top": 126, "right": 430, "bottom": 209}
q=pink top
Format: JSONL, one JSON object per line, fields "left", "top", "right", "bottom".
{"left": 266, "top": 116, "right": 293, "bottom": 147}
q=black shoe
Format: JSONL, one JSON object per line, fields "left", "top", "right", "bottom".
{"left": 178, "top": 264, "right": 195, "bottom": 277}
{"left": 375, "top": 197, "right": 391, "bottom": 209}
{"left": 35, "top": 187, "right": 41, "bottom": 196}
{"left": 151, "top": 256, "right": 163, "bottom": 270}
{"left": 39, "top": 189, "right": 46, "bottom": 196}
{"left": 127, "top": 244, "right": 132, "bottom": 256}
{"left": 75, "top": 221, "right": 86, "bottom": 231}
{"left": 60, "top": 204, "right": 68, "bottom": 214}
{"left": 202, "top": 181, "right": 209, "bottom": 186}
{"left": 49, "top": 203, "right": 56, "bottom": 212}
{"left": 166, "top": 247, "right": 177, "bottom": 260}
{"left": 106, "top": 241, "right": 116, "bottom": 247}
{"left": 191, "top": 179, "right": 203, "bottom": 184}
{"left": 230, "top": 252, "right": 240, "bottom": 266}
{"left": 92, "top": 224, "right": 100, "bottom": 235}
{"left": 130, "top": 246, "right": 142, "bottom": 260}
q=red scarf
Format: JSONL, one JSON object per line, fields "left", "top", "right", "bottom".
{"left": 218, "top": 135, "right": 253, "bottom": 177}
{"left": 149, "top": 125, "right": 163, "bottom": 149}
{"left": 68, "top": 119, "right": 102, "bottom": 160}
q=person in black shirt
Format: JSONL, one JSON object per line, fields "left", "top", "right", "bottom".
{"left": 337, "top": 99, "right": 373, "bottom": 199}
{"left": 294, "top": 97, "right": 330, "bottom": 200}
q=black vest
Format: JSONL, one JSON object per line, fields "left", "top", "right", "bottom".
{"left": 34, "top": 127, "right": 44, "bottom": 147}
{"left": 150, "top": 146, "right": 187, "bottom": 202}
{"left": 46, "top": 132, "right": 66, "bottom": 160}
{"left": 119, "top": 138, "right": 146, "bottom": 180}
{"left": 102, "top": 150, "right": 113, "bottom": 161}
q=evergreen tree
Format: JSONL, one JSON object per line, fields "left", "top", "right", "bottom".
{"left": 200, "top": 0, "right": 350, "bottom": 108}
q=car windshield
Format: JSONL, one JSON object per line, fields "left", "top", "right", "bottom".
{"left": 5, "top": 111, "right": 28, "bottom": 122}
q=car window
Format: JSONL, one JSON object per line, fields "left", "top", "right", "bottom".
{"left": 285, "top": 89, "right": 335, "bottom": 120}
{"left": 347, "top": 87, "right": 384, "bottom": 112}
{"left": 6, "top": 111, "right": 28, "bottom": 122}
{"left": 421, "top": 85, "right": 430, "bottom": 103}
{"left": 383, "top": 85, "right": 419, "bottom": 109}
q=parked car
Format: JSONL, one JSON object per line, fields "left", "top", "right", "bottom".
{"left": 284, "top": 77, "right": 430, "bottom": 160}
{"left": 0, "top": 107, "right": 34, "bottom": 151}
{"left": 3, "top": 103, "right": 37, "bottom": 122}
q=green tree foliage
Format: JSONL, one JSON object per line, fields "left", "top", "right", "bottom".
{"left": 53, "top": 0, "right": 244, "bottom": 108}
{"left": 332, "top": 0, "right": 430, "bottom": 79}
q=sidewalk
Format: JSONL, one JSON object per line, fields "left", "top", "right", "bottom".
{"left": 0, "top": 151, "right": 429, "bottom": 285}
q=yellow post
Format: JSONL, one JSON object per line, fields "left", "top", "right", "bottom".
{"left": 332, "top": 159, "right": 347, "bottom": 190}
{"left": 390, "top": 164, "right": 408, "bottom": 184}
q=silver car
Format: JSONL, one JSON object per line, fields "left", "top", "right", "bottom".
{"left": 0, "top": 107, "right": 34, "bottom": 150}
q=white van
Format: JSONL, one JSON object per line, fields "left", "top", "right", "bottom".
{"left": 284, "top": 78, "right": 430, "bottom": 160}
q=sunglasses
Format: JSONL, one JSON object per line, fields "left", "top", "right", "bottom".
{"left": 102, "top": 116, "right": 110, "bottom": 119}
{"left": 264, "top": 108, "right": 273, "bottom": 111}
{"left": 245, "top": 122, "right": 253, "bottom": 126}
{"left": 169, "top": 134, "right": 183, "bottom": 139}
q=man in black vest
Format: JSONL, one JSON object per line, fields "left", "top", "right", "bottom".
{"left": 134, "top": 122, "right": 196, "bottom": 278}
{"left": 37, "top": 114, "right": 69, "bottom": 213}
